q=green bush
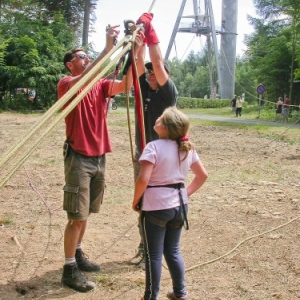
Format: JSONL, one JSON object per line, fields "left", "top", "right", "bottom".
{"left": 114, "top": 96, "right": 232, "bottom": 109}
{"left": 177, "top": 97, "right": 231, "bottom": 109}
{"left": 113, "top": 96, "right": 135, "bottom": 107}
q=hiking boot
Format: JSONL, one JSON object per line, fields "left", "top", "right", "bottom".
{"left": 130, "top": 249, "right": 144, "bottom": 265}
{"left": 167, "top": 290, "right": 188, "bottom": 300}
{"left": 75, "top": 249, "right": 101, "bottom": 272}
{"left": 61, "top": 263, "right": 95, "bottom": 292}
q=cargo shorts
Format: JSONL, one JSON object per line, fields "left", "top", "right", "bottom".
{"left": 63, "top": 148, "right": 106, "bottom": 221}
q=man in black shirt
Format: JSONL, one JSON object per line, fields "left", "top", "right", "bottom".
{"left": 130, "top": 13, "right": 178, "bottom": 268}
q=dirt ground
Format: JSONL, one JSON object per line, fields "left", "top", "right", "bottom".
{"left": 0, "top": 110, "right": 300, "bottom": 300}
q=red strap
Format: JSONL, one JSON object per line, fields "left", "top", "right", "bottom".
{"left": 132, "top": 57, "right": 146, "bottom": 151}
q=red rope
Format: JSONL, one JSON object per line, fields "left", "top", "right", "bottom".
{"left": 132, "top": 60, "right": 146, "bottom": 150}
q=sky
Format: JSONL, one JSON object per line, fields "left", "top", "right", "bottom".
{"left": 90, "top": 0, "right": 257, "bottom": 61}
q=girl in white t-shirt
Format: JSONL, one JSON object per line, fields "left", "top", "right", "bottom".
{"left": 132, "top": 107, "right": 208, "bottom": 300}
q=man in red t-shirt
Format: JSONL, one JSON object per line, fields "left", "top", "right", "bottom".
{"left": 57, "top": 26, "right": 144, "bottom": 292}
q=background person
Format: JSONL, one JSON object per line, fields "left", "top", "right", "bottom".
{"left": 282, "top": 96, "right": 291, "bottom": 122}
{"left": 235, "top": 95, "right": 244, "bottom": 117}
{"left": 231, "top": 95, "right": 237, "bottom": 115}
{"left": 129, "top": 12, "right": 178, "bottom": 269}
{"left": 57, "top": 27, "right": 144, "bottom": 292}
{"left": 132, "top": 107, "right": 208, "bottom": 300}
{"left": 274, "top": 97, "right": 283, "bottom": 121}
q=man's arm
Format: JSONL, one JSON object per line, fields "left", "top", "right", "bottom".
{"left": 86, "top": 24, "right": 119, "bottom": 74}
{"left": 137, "top": 13, "right": 169, "bottom": 87}
{"left": 132, "top": 160, "right": 153, "bottom": 211}
{"left": 136, "top": 44, "right": 146, "bottom": 76}
{"left": 148, "top": 44, "right": 169, "bottom": 87}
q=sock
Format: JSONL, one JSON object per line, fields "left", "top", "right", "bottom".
{"left": 76, "top": 244, "right": 82, "bottom": 250}
{"left": 65, "top": 257, "right": 76, "bottom": 265}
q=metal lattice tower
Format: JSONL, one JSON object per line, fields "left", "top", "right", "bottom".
{"left": 165, "top": 0, "right": 238, "bottom": 99}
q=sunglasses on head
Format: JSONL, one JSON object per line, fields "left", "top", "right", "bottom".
{"left": 71, "top": 53, "right": 88, "bottom": 62}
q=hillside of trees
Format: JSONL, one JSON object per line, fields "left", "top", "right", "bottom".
{"left": 0, "top": 0, "right": 300, "bottom": 110}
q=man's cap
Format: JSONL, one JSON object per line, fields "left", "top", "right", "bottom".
{"left": 145, "top": 60, "right": 171, "bottom": 74}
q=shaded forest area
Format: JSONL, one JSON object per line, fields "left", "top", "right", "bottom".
{"left": 1, "top": 0, "right": 300, "bottom": 110}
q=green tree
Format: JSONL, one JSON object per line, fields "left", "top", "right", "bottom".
{"left": 235, "top": 56, "right": 257, "bottom": 103}
{"left": 170, "top": 48, "right": 217, "bottom": 98}
{"left": 247, "top": 0, "right": 300, "bottom": 103}
{"left": 0, "top": 2, "right": 77, "bottom": 109}
{"left": 37, "top": 0, "right": 99, "bottom": 46}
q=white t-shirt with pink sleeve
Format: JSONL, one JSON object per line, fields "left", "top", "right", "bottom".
{"left": 139, "top": 139, "right": 200, "bottom": 211}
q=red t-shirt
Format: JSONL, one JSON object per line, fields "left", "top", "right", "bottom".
{"left": 57, "top": 76, "right": 112, "bottom": 156}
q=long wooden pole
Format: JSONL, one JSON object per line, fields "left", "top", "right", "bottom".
{"left": 148, "top": 0, "right": 157, "bottom": 13}
{"left": 0, "top": 35, "right": 129, "bottom": 172}
{"left": 0, "top": 30, "right": 140, "bottom": 188}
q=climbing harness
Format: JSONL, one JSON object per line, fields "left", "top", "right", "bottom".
{"left": 146, "top": 183, "right": 189, "bottom": 230}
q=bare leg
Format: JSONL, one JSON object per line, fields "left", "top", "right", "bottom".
{"left": 64, "top": 219, "right": 86, "bottom": 258}
{"left": 77, "top": 219, "right": 87, "bottom": 245}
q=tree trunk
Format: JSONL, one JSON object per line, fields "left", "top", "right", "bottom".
{"left": 82, "top": 0, "right": 90, "bottom": 46}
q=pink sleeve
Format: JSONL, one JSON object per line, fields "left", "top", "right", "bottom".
{"left": 191, "top": 149, "right": 200, "bottom": 164}
{"left": 140, "top": 142, "right": 157, "bottom": 164}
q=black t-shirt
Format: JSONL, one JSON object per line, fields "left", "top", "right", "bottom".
{"left": 135, "top": 74, "right": 178, "bottom": 152}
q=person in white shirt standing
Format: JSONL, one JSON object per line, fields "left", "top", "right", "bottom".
{"left": 235, "top": 96, "right": 244, "bottom": 117}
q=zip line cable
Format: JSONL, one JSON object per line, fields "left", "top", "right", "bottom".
{"left": 185, "top": 215, "right": 300, "bottom": 272}
{"left": 179, "top": 35, "right": 196, "bottom": 62}
{"left": 219, "top": 46, "right": 300, "bottom": 148}
{"left": 220, "top": 46, "right": 300, "bottom": 109}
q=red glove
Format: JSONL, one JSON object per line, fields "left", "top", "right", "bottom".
{"left": 136, "top": 13, "right": 159, "bottom": 45}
